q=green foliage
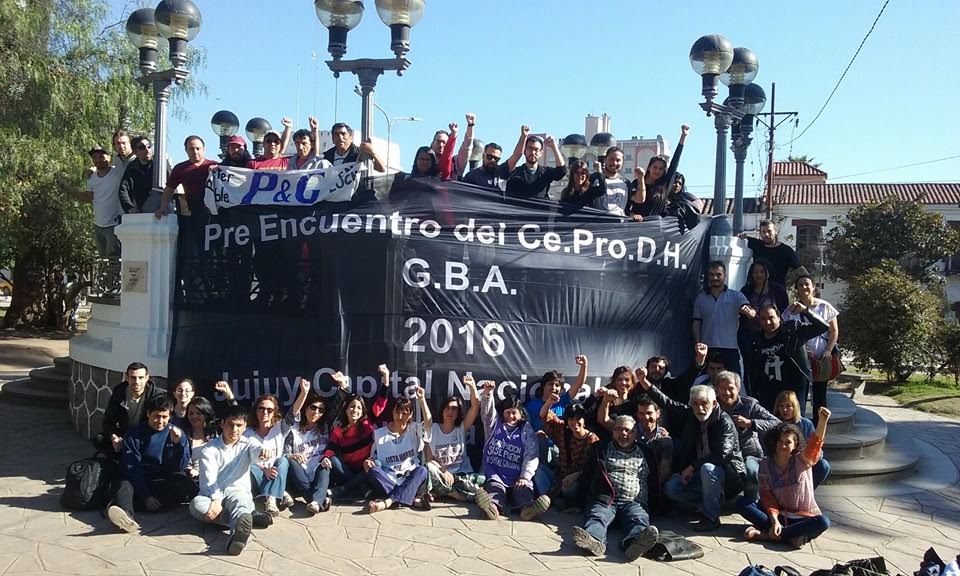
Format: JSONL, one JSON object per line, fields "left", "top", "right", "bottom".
{"left": 939, "top": 321, "right": 960, "bottom": 385}
{"left": 785, "top": 154, "right": 820, "bottom": 168}
{"left": 0, "top": 0, "right": 203, "bottom": 327}
{"left": 825, "top": 195, "right": 960, "bottom": 286}
{"left": 841, "top": 262, "right": 945, "bottom": 382}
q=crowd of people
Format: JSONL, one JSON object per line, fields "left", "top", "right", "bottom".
{"left": 94, "top": 234, "right": 840, "bottom": 559}
{"left": 69, "top": 114, "right": 712, "bottom": 263}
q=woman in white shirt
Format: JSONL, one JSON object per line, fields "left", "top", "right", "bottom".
{"left": 364, "top": 386, "right": 432, "bottom": 513}
{"left": 425, "top": 374, "right": 483, "bottom": 501}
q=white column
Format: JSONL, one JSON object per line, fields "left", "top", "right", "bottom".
{"left": 709, "top": 233, "right": 752, "bottom": 289}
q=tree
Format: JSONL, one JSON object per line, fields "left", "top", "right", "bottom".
{"left": 786, "top": 154, "right": 821, "bottom": 168}
{"left": 0, "top": 0, "right": 202, "bottom": 329}
{"left": 841, "top": 262, "right": 944, "bottom": 382}
{"left": 826, "top": 195, "right": 960, "bottom": 287}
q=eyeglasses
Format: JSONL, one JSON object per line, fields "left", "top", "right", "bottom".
{"left": 484, "top": 154, "right": 501, "bottom": 162}
{"left": 136, "top": 144, "right": 151, "bottom": 150}
{"left": 308, "top": 404, "right": 324, "bottom": 412}
{"left": 257, "top": 406, "right": 275, "bottom": 413}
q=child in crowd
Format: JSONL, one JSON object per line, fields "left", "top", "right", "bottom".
{"left": 474, "top": 380, "right": 550, "bottom": 521}
{"left": 539, "top": 399, "right": 598, "bottom": 509}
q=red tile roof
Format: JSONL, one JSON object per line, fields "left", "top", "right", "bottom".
{"left": 773, "top": 183, "right": 960, "bottom": 205}
{"left": 772, "top": 161, "right": 828, "bottom": 177}
{"left": 700, "top": 198, "right": 763, "bottom": 215}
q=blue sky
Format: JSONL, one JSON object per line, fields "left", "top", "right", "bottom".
{"left": 111, "top": 0, "right": 958, "bottom": 199}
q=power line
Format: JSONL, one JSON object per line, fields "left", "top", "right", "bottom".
{"left": 830, "top": 155, "right": 960, "bottom": 180}
{"left": 783, "top": 0, "right": 891, "bottom": 146}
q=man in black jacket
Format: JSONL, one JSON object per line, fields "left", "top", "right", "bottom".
{"left": 94, "top": 361, "right": 165, "bottom": 458}
{"left": 571, "top": 414, "right": 660, "bottom": 562}
{"left": 641, "top": 380, "right": 746, "bottom": 532}
{"left": 714, "top": 370, "right": 779, "bottom": 500}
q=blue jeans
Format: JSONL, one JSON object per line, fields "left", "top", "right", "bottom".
{"left": 813, "top": 457, "right": 830, "bottom": 489}
{"left": 366, "top": 465, "right": 428, "bottom": 506}
{"left": 737, "top": 496, "right": 830, "bottom": 541}
{"left": 663, "top": 462, "right": 726, "bottom": 521}
{"left": 287, "top": 461, "right": 331, "bottom": 504}
{"left": 743, "top": 456, "right": 761, "bottom": 501}
{"left": 190, "top": 487, "right": 255, "bottom": 535}
{"left": 583, "top": 499, "right": 651, "bottom": 550}
{"left": 328, "top": 456, "right": 369, "bottom": 497}
{"left": 249, "top": 456, "right": 289, "bottom": 499}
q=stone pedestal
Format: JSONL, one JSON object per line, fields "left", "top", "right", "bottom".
{"left": 68, "top": 214, "right": 177, "bottom": 437}
{"left": 707, "top": 215, "right": 752, "bottom": 288}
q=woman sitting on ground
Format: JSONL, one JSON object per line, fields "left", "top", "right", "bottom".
{"left": 539, "top": 399, "right": 598, "bottom": 508}
{"left": 425, "top": 374, "right": 484, "bottom": 501}
{"left": 321, "top": 365, "right": 390, "bottom": 500}
{"left": 737, "top": 407, "right": 832, "bottom": 549}
{"left": 184, "top": 380, "right": 239, "bottom": 479}
{"left": 364, "top": 387, "right": 432, "bottom": 513}
{"left": 773, "top": 389, "right": 830, "bottom": 488}
{"left": 284, "top": 373, "right": 349, "bottom": 514}
{"left": 170, "top": 378, "right": 195, "bottom": 428}
{"left": 474, "top": 381, "right": 551, "bottom": 521}
{"left": 586, "top": 365, "right": 638, "bottom": 440}
{"left": 245, "top": 382, "right": 309, "bottom": 516}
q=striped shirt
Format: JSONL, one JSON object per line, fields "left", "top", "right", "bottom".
{"left": 604, "top": 443, "right": 648, "bottom": 506}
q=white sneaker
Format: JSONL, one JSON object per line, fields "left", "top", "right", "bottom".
{"left": 107, "top": 505, "right": 140, "bottom": 534}
{"left": 264, "top": 497, "right": 279, "bottom": 517}
{"left": 279, "top": 491, "right": 294, "bottom": 510}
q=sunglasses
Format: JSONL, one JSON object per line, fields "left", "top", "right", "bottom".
{"left": 485, "top": 154, "right": 501, "bottom": 161}
{"left": 256, "top": 406, "right": 275, "bottom": 413}
{"left": 308, "top": 404, "right": 324, "bottom": 412}
{"left": 136, "top": 144, "right": 151, "bottom": 150}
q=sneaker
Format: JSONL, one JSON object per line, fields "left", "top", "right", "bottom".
{"left": 306, "top": 501, "right": 321, "bottom": 515}
{"left": 227, "top": 513, "right": 253, "bottom": 555}
{"left": 520, "top": 495, "right": 551, "bottom": 521}
{"left": 279, "top": 491, "right": 294, "bottom": 510}
{"left": 692, "top": 515, "right": 721, "bottom": 532}
{"left": 624, "top": 525, "right": 659, "bottom": 562}
{"left": 106, "top": 505, "right": 140, "bottom": 534}
{"left": 474, "top": 489, "right": 499, "bottom": 520}
{"left": 264, "top": 497, "right": 280, "bottom": 517}
{"left": 571, "top": 526, "right": 605, "bottom": 556}
{"left": 251, "top": 511, "right": 273, "bottom": 529}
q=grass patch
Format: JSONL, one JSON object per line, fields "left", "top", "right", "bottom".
{"left": 883, "top": 373, "right": 960, "bottom": 418}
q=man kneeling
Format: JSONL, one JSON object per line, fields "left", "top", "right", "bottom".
{"left": 107, "top": 395, "right": 197, "bottom": 533}
{"left": 190, "top": 405, "right": 273, "bottom": 555}
{"left": 571, "top": 415, "right": 659, "bottom": 562}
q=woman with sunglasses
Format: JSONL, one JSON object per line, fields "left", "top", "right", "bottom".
{"left": 365, "top": 385, "right": 433, "bottom": 513}
{"left": 321, "top": 365, "right": 391, "bottom": 500}
{"left": 284, "top": 373, "right": 350, "bottom": 514}
{"left": 244, "top": 379, "right": 310, "bottom": 516}
{"left": 628, "top": 124, "right": 689, "bottom": 218}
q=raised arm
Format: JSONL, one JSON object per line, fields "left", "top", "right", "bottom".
{"left": 545, "top": 134, "right": 565, "bottom": 168}
{"left": 479, "top": 379, "right": 497, "bottom": 440}
{"left": 290, "top": 377, "right": 311, "bottom": 416}
{"left": 413, "top": 384, "right": 432, "bottom": 430}
{"left": 213, "top": 380, "right": 239, "bottom": 406}
{"left": 279, "top": 117, "right": 293, "bottom": 154}
{"left": 569, "top": 354, "right": 589, "bottom": 400}
{"left": 454, "top": 113, "right": 476, "bottom": 178}
{"left": 597, "top": 389, "right": 618, "bottom": 432}
{"left": 629, "top": 167, "right": 646, "bottom": 205}
{"left": 438, "top": 122, "right": 458, "bottom": 180}
{"left": 506, "top": 125, "right": 529, "bottom": 173}
{"left": 664, "top": 124, "right": 689, "bottom": 182}
{"left": 461, "top": 375, "right": 480, "bottom": 431}
{"left": 309, "top": 116, "right": 320, "bottom": 156}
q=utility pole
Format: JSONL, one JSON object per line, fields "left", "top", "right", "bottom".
{"left": 756, "top": 82, "right": 798, "bottom": 221}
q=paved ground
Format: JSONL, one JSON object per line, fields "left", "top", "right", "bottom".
{"left": 1, "top": 338, "right": 959, "bottom": 575}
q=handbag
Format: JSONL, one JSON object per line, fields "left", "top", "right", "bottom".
{"left": 810, "top": 349, "right": 845, "bottom": 382}
{"left": 642, "top": 530, "right": 704, "bottom": 561}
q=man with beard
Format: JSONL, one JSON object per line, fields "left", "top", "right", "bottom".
{"left": 638, "top": 342, "right": 708, "bottom": 405}
{"left": 740, "top": 220, "right": 800, "bottom": 286}
{"left": 712, "top": 370, "right": 779, "bottom": 501}
{"left": 505, "top": 126, "right": 567, "bottom": 200}
{"left": 462, "top": 117, "right": 527, "bottom": 191}
{"left": 220, "top": 135, "right": 252, "bottom": 168}
{"left": 586, "top": 147, "right": 645, "bottom": 217}
{"left": 747, "top": 302, "right": 829, "bottom": 414}
{"left": 572, "top": 415, "right": 660, "bottom": 561}
{"left": 95, "top": 362, "right": 165, "bottom": 458}
{"left": 693, "top": 261, "right": 756, "bottom": 376}
{"left": 639, "top": 380, "right": 746, "bottom": 532}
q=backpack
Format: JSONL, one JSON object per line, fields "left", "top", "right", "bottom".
{"left": 60, "top": 453, "right": 118, "bottom": 511}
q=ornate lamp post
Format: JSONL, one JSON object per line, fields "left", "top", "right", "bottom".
{"left": 125, "top": 0, "right": 201, "bottom": 197}
{"left": 561, "top": 133, "right": 587, "bottom": 165}
{"left": 315, "top": 0, "right": 424, "bottom": 174}
{"left": 210, "top": 110, "right": 240, "bottom": 157}
{"left": 244, "top": 117, "right": 272, "bottom": 158}
{"left": 690, "top": 35, "right": 759, "bottom": 223}
{"left": 730, "top": 83, "right": 766, "bottom": 233}
{"left": 589, "top": 132, "right": 616, "bottom": 166}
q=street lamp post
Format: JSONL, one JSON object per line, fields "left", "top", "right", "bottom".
{"left": 315, "top": 0, "right": 424, "bottom": 180}
{"left": 244, "top": 117, "right": 272, "bottom": 158}
{"left": 690, "top": 36, "right": 760, "bottom": 222}
{"left": 730, "top": 83, "right": 766, "bottom": 233}
{"left": 561, "top": 134, "right": 587, "bottom": 165}
{"left": 352, "top": 85, "right": 419, "bottom": 173}
{"left": 589, "top": 132, "right": 616, "bottom": 167}
{"left": 125, "top": 0, "right": 201, "bottom": 198}
{"left": 210, "top": 110, "right": 240, "bottom": 157}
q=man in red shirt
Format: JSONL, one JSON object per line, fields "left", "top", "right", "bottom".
{"left": 247, "top": 117, "right": 294, "bottom": 170}
{"left": 154, "top": 136, "right": 217, "bottom": 219}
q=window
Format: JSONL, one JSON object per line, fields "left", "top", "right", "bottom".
{"left": 795, "top": 223, "right": 824, "bottom": 271}
{"left": 946, "top": 222, "right": 960, "bottom": 275}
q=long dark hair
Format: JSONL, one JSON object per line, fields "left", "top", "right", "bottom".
{"left": 561, "top": 160, "right": 590, "bottom": 200}
{"left": 411, "top": 146, "right": 438, "bottom": 177}
{"left": 744, "top": 258, "right": 774, "bottom": 292}
{"left": 186, "top": 396, "right": 218, "bottom": 438}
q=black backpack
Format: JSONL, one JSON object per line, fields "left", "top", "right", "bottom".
{"left": 60, "top": 453, "right": 118, "bottom": 511}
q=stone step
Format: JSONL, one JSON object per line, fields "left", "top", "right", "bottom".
{"left": 822, "top": 407, "right": 888, "bottom": 461}
{"left": 0, "top": 377, "right": 68, "bottom": 408}
{"left": 823, "top": 431, "right": 920, "bottom": 484}
{"left": 820, "top": 391, "right": 857, "bottom": 435}
{"left": 53, "top": 356, "right": 73, "bottom": 372}
{"left": 28, "top": 365, "right": 70, "bottom": 387}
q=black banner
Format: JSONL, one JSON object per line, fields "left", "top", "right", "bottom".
{"left": 170, "top": 179, "right": 710, "bottom": 407}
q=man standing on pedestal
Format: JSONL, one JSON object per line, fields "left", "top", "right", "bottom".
{"left": 739, "top": 220, "right": 800, "bottom": 286}
{"left": 692, "top": 261, "right": 756, "bottom": 376}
